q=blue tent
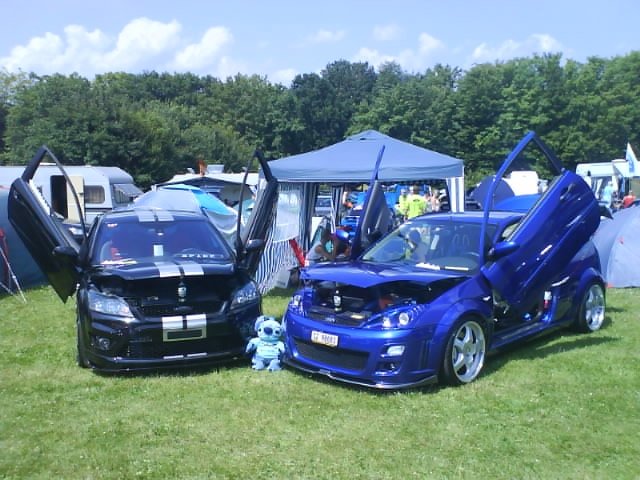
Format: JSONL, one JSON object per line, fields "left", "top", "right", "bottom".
{"left": 269, "top": 130, "right": 464, "bottom": 183}
{"left": 0, "top": 188, "right": 46, "bottom": 292}
{"left": 593, "top": 206, "right": 640, "bottom": 287}
{"left": 134, "top": 184, "right": 239, "bottom": 245}
{"left": 266, "top": 130, "right": 466, "bottom": 250}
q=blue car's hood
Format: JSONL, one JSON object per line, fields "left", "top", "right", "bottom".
{"left": 301, "top": 261, "right": 467, "bottom": 289}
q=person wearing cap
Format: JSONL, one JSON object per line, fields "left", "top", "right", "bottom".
{"left": 305, "top": 228, "right": 337, "bottom": 266}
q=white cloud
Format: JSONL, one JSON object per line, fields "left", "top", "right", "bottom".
{"left": 214, "top": 56, "right": 249, "bottom": 79}
{"left": 373, "top": 24, "right": 400, "bottom": 42}
{"left": 307, "top": 29, "right": 345, "bottom": 44}
{"left": 418, "top": 33, "right": 444, "bottom": 55}
{"left": 0, "top": 18, "right": 246, "bottom": 77}
{"left": 172, "top": 26, "right": 233, "bottom": 71}
{"left": 1, "top": 32, "right": 65, "bottom": 73}
{"left": 103, "top": 17, "right": 181, "bottom": 70}
{"left": 352, "top": 47, "right": 397, "bottom": 68}
{"left": 270, "top": 68, "right": 298, "bottom": 86}
{"left": 470, "top": 34, "right": 565, "bottom": 64}
{"left": 353, "top": 32, "right": 445, "bottom": 72}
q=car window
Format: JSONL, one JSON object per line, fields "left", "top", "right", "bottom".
{"left": 362, "top": 218, "right": 496, "bottom": 272}
{"left": 92, "top": 217, "right": 232, "bottom": 265}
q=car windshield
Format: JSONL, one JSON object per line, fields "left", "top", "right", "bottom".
{"left": 91, "top": 216, "right": 232, "bottom": 265}
{"left": 362, "top": 217, "right": 496, "bottom": 272}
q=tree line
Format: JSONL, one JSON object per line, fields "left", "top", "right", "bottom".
{"left": 1, "top": 51, "right": 638, "bottom": 189}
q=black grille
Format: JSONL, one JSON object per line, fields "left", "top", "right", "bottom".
{"left": 139, "top": 300, "right": 225, "bottom": 317}
{"left": 124, "top": 335, "right": 243, "bottom": 359}
{"left": 307, "top": 306, "right": 369, "bottom": 326}
{"left": 294, "top": 339, "right": 368, "bottom": 371}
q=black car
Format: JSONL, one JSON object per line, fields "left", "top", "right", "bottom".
{"left": 8, "top": 146, "right": 278, "bottom": 371}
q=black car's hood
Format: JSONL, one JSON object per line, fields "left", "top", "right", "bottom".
{"left": 301, "top": 261, "right": 468, "bottom": 289}
{"left": 92, "top": 258, "right": 236, "bottom": 281}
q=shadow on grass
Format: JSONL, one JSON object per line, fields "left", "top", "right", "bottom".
{"left": 482, "top": 319, "right": 618, "bottom": 379}
{"left": 92, "top": 356, "right": 251, "bottom": 379}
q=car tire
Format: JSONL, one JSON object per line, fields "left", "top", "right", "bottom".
{"left": 574, "top": 282, "right": 605, "bottom": 333}
{"left": 76, "top": 319, "right": 91, "bottom": 369}
{"left": 439, "top": 317, "right": 487, "bottom": 386}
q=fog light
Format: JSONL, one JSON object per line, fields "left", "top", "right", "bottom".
{"left": 95, "top": 336, "right": 112, "bottom": 351}
{"left": 386, "top": 345, "right": 405, "bottom": 356}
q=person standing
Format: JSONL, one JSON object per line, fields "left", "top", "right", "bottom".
{"left": 403, "top": 185, "right": 427, "bottom": 219}
{"left": 600, "top": 181, "right": 614, "bottom": 208}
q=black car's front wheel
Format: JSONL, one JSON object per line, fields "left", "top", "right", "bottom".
{"left": 574, "top": 282, "right": 605, "bottom": 333}
{"left": 439, "top": 318, "right": 486, "bottom": 386}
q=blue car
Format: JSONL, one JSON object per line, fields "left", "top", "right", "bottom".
{"left": 282, "top": 132, "right": 605, "bottom": 389}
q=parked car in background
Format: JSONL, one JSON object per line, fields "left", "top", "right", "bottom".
{"left": 314, "top": 194, "right": 334, "bottom": 217}
{"left": 8, "top": 146, "right": 279, "bottom": 371}
{"left": 282, "top": 132, "right": 605, "bottom": 389}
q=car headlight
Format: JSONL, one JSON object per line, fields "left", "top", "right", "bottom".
{"left": 375, "top": 308, "right": 416, "bottom": 329}
{"left": 88, "top": 289, "right": 133, "bottom": 318}
{"left": 231, "top": 281, "right": 260, "bottom": 307}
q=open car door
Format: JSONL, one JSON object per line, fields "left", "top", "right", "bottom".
{"left": 349, "top": 146, "right": 394, "bottom": 259}
{"left": 236, "top": 151, "right": 279, "bottom": 277}
{"left": 480, "top": 132, "right": 600, "bottom": 313}
{"left": 8, "top": 146, "right": 83, "bottom": 301}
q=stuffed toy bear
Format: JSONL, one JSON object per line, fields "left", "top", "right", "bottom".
{"left": 245, "top": 315, "right": 285, "bottom": 371}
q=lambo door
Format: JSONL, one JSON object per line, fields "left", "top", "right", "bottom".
{"left": 481, "top": 132, "right": 600, "bottom": 313}
{"left": 237, "top": 151, "right": 279, "bottom": 277}
{"left": 8, "top": 147, "right": 82, "bottom": 301}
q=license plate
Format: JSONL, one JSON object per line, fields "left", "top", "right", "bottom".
{"left": 311, "top": 330, "right": 339, "bottom": 347}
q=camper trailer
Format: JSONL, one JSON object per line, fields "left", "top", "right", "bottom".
{"left": 0, "top": 163, "right": 142, "bottom": 224}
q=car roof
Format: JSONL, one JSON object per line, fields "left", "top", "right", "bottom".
{"left": 416, "top": 210, "right": 523, "bottom": 224}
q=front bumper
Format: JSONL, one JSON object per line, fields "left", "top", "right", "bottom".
{"left": 283, "top": 310, "right": 438, "bottom": 389}
{"left": 78, "top": 303, "right": 260, "bottom": 372}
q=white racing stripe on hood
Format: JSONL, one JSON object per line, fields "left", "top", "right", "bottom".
{"left": 155, "top": 261, "right": 181, "bottom": 278}
{"left": 179, "top": 261, "right": 205, "bottom": 276}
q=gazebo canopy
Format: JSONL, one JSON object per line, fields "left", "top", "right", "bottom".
{"left": 268, "top": 130, "right": 464, "bottom": 182}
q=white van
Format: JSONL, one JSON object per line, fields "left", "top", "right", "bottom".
{"left": 0, "top": 163, "right": 142, "bottom": 224}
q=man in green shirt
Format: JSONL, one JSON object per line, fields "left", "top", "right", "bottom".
{"left": 403, "top": 185, "right": 427, "bottom": 219}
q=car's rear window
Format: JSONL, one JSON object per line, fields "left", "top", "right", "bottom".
{"left": 92, "top": 217, "right": 232, "bottom": 265}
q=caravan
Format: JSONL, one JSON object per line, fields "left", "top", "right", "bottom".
{"left": 0, "top": 160, "right": 142, "bottom": 224}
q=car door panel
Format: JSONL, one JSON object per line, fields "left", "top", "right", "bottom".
{"left": 482, "top": 170, "right": 599, "bottom": 311}
{"left": 8, "top": 147, "right": 81, "bottom": 301}
{"left": 239, "top": 151, "right": 279, "bottom": 277}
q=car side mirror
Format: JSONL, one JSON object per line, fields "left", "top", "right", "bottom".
{"left": 244, "top": 239, "right": 265, "bottom": 253}
{"left": 487, "top": 240, "right": 519, "bottom": 261}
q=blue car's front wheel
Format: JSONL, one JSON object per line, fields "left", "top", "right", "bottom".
{"left": 439, "top": 318, "right": 486, "bottom": 386}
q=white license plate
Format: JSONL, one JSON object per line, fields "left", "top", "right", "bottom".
{"left": 311, "top": 330, "right": 339, "bottom": 348}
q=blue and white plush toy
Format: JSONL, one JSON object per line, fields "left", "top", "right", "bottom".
{"left": 245, "top": 315, "right": 285, "bottom": 371}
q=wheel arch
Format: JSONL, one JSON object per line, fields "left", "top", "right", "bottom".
{"left": 428, "top": 298, "right": 493, "bottom": 374}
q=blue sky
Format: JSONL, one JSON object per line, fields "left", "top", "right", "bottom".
{"left": 1, "top": 0, "right": 637, "bottom": 85}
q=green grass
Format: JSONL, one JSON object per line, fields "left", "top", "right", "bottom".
{"left": 1, "top": 286, "right": 639, "bottom": 479}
